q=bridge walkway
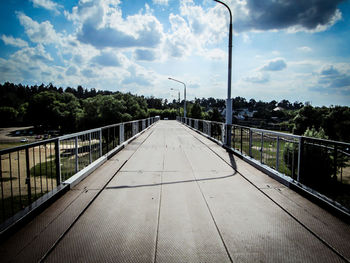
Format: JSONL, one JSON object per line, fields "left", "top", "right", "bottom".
{"left": 1, "top": 120, "right": 349, "bottom": 262}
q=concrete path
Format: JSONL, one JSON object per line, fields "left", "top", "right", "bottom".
{"left": 1, "top": 121, "right": 349, "bottom": 262}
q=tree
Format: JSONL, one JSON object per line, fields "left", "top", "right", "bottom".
{"left": 189, "top": 102, "right": 202, "bottom": 119}
{"left": 0, "top": 107, "right": 18, "bottom": 126}
{"left": 208, "top": 108, "right": 223, "bottom": 122}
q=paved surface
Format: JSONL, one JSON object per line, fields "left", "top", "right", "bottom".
{"left": 1, "top": 121, "right": 350, "bottom": 262}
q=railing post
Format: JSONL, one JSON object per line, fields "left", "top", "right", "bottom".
{"left": 225, "top": 124, "right": 232, "bottom": 147}
{"left": 208, "top": 122, "right": 211, "bottom": 137}
{"left": 260, "top": 132, "right": 264, "bottom": 163}
{"left": 240, "top": 127, "right": 243, "bottom": 153}
{"left": 99, "top": 129, "right": 103, "bottom": 157}
{"left": 222, "top": 124, "right": 225, "bottom": 144}
{"left": 194, "top": 120, "right": 198, "bottom": 130}
{"left": 106, "top": 128, "right": 109, "bottom": 154}
{"left": 25, "top": 148, "right": 32, "bottom": 203}
{"left": 55, "top": 139, "right": 61, "bottom": 185}
{"left": 334, "top": 145, "right": 338, "bottom": 180}
{"left": 249, "top": 129, "right": 252, "bottom": 157}
{"left": 297, "top": 137, "right": 303, "bottom": 182}
{"left": 276, "top": 136, "right": 280, "bottom": 172}
{"left": 89, "top": 132, "right": 92, "bottom": 164}
{"left": 142, "top": 119, "right": 146, "bottom": 130}
{"left": 120, "top": 124, "right": 125, "bottom": 144}
{"left": 75, "top": 136, "right": 79, "bottom": 173}
{"left": 132, "top": 121, "right": 137, "bottom": 136}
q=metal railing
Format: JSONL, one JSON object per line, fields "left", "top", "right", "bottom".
{"left": 0, "top": 117, "right": 159, "bottom": 227}
{"left": 178, "top": 117, "right": 350, "bottom": 212}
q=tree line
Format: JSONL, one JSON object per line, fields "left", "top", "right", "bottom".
{"left": 1, "top": 82, "right": 349, "bottom": 142}
{"left": 0, "top": 82, "right": 150, "bottom": 133}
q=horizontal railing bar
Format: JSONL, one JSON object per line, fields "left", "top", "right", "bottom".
{"left": 303, "top": 136, "right": 350, "bottom": 147}
{"left": 59, "top": 128, "right": 102, "bottom": 140}
{"left": 250, "top": 128, "right": 300, "bottom": 139}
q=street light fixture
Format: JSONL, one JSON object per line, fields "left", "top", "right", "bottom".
{"left": 168, "top": 77, "right": 187, "bottom": 118}
{"left": 170, "top": 88, "right": 181, "bottom": 116}
{"left": 214, "top": 0, "right": 232, "bottom": 147}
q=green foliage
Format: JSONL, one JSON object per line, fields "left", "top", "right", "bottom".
{"left": 0, "top": 83, "right": 152, "bottom": 132}
{"left": 189, "top": 102, "right": 203, "bottom": 119}
{"left": 291, "top": 105, "right": 350, "bottom": 142}
{"left": 283, "top": 127, "right": 333, "bottom": 187}
{"left": 0, "top": 106, "right": 18, "bottom": 126}
{"left": 207, "top": 108, "right": 223, "bottom": 122}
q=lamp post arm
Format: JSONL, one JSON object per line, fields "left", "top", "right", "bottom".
{"left": 168, "top": 77, "right": 187, "bottom": 118}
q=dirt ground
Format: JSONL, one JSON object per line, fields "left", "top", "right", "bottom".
{"left": 0, "top": 126, "right": 35, "bottom": 143}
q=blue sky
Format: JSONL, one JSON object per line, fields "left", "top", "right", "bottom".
{"left": 1, "top": 0, "right": 350, "bottom": 106}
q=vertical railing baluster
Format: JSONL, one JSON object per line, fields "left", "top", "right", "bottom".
{"left": 99, "top": 129, "right": 103, "bottom": 157}
{"left": 297, "top": 137, "right": 303, "bottom": 182}
{"left": 240, "top": 128, "right": 243, "bottom": 153}
{"left": 120, "top": 124, "right": 124, "bottom": 144}
{"left": 9, "top": 153, "right": 14, "bottom": 216}
{"left": 32, "top": 148, "right": 37, "bottom": 198}
{"left": 55, "top": 139, "right": 61, "bottom": 186}
{"left": 39, "top": 146, "right": 43, "bottom": 195}
{"left": 17, "top": 151, "right": 22, "bottom": 209}
{"left": 0, "top": 156, "right": 5, "bottom": 221}
{"left": 75, "top": 136, "right": 79, "bottom": 173}
{"left": 89, "top": 132, "right": 92, "bottom": 164}
{"left": 334, "top": 144, "right": 337, "bottom": 180}
{"left": 25, "top": 148, "right": 31, "bottom": 204}
{"left": 276, "top": 136, "right": 280, "bottom": 172}
{"left": 249, "top": 129, "right": 252, "bottom": 157}
{"left": 45, "top": 144, "right": 48, "bottom": 193}
{"left": 260, "top": 132, "right": 264, "bottom": 164}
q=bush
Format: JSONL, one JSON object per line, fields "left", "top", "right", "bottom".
{"left": 283, "top": 127, "right": 333, "bottom": 188}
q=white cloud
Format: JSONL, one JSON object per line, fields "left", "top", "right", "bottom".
{"left": 30, "top": 0, "right": 62, "bottom": 15}
{"left": 66, "top": 66, "right": 78, "bottom": 76}
{"left": 153, "top": 0, "right": 168, "bottom": 6}
{"left": 244, "top": 71, "right": 270, "bottom": 84}
{"left": 261, "top": 58, "right": 287, "bottom": 71}
{"left": 1, "top": 35, "right": 28, "bottom": 48}
{"left": 134, "top": 49, "right": 156, "bottom": 61}
{"left": 91, "top": 51, "right": 122, "bottom": 67}
{"left": 65, "top": 1, "right": 164, "bottom": 50}
{"left": 16, "top": 12, "right": 58, "bottom": 44}
{"left": 202, "top": 48, "right": 226, "bottom": 61}
{"left": 298, "top": 46, "right": 312, "bottom": 52}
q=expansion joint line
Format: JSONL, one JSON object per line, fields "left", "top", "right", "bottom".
{"left": 153, "top": 139, "right": 165, "bottom": 263}
{"left": 181, "top": 145, "right": 234, "bottom": 263}
{"left": 184, "top": 125, "right": 349, "bottom": 263}
{"left": 39, "top": 128, "right": 155, "bottom": 262}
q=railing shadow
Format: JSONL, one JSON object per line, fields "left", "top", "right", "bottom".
{"left": 106, "top": 171, "right": 237, "bottom": 190}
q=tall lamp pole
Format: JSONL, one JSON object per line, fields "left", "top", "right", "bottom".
{"left": 170, "top": 88, "right": 181, "bottom": 116}
{"left": 214, "top": 0, "right": 232, "bottom": 147}
{"left": 168, "top": 77, "right": 187, "bottom": 118}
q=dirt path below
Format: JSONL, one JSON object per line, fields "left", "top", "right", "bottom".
{"left": 0, "top": 126, "right": 35, "bottom": 143}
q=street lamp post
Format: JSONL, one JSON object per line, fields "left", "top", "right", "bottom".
{"left": 214, "top": 0, "right": 232, "bottom": 147}
{"left": 170, "top": 88, "right": 181, "bottom": 117}
{"left": 168, "top": 77, "right": 187, "bottom": 118}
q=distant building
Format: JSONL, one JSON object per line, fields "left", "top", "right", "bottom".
{"left": 273, "top": 106, "right": 284, "bottom": 111}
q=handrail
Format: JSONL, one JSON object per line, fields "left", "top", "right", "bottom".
{"left": 0, "top": 116, "right": 160, "bottom": 229}
{"left": 178, "top": 116, "right": 350, "bottom": 215}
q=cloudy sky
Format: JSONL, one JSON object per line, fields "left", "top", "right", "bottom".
{"left": 1, "top": 0, "right": 350, "bottom": 106}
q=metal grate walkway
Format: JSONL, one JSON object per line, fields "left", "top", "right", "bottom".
{"left": 1, "top": 121, "right": 350, "bottom": 262}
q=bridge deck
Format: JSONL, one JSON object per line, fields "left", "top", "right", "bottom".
{"left": 1, "top": 121, "right": 350, "bottom": 262}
